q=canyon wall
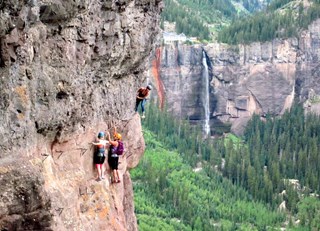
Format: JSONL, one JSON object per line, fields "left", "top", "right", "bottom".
{"left": 0, "top": 0, "right": 162, "bottom": 230}
{"left": 151, "top": 19, "right": 320, "bottom": 135}
{"left": 151, "top": 44, "right": 205, "bottom": 119}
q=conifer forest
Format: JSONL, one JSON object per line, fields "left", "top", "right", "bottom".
{"left": 131, "top": 103, "right": 320, "bottom": 230}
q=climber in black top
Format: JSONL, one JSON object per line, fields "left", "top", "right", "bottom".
{"left": 92, "top": 132, "right": 109, "bottom": 181}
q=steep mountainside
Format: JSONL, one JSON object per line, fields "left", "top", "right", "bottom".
{"left": 150, "top": 18, "right": 320, "bottom": 135}
{"left": 233, "top": 0, "right": 272, "bottom": 12}
{"left": 218, "top": 0, "right": 320, "bottom": 44}
{"left": 161, "top": 0, "right": 272, "bottom": 40}
{"left": 0, "top": 0, "right": 162, "bottom": 230}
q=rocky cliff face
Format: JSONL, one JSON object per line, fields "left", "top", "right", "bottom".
{"left": 151, "top": 44, "right": 206, "bottom": 120}
{"left": 151, "top": 19, "right": 320, "bottom": 135}
{"left": 0, "top": 0, "right": 162, "bottom": 230}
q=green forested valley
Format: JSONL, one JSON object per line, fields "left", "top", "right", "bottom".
{"left": 161, "top": 0, "right": 320, "bottom": 43}
{"left": 131, "top": 103, "right": 320, "bottom": 230}
{"left": 218, "top": 0, "right": 320, "bottom": 44}
{"left": 160, "top": 0, "right": 270, "bottom": 40}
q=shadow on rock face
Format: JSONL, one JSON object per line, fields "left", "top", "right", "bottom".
{"left": 0, "top": 168, "right": 53, "bottom": 231}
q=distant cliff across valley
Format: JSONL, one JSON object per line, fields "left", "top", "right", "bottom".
{"left": 150, "top": 18, "right": 320, "bottom": 135}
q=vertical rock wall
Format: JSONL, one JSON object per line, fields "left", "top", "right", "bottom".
{"left": 0, "top": 0, "right": 162, "bottom": 230}
{"left": 206, "top": 19, "right": 320, "bottom": 134}
{"left": 151, "top": 43, "right": 210, "bottom": 120}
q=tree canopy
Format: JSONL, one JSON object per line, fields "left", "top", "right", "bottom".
{"left": 131, "top": 102, "right": 320, "bottom": 230}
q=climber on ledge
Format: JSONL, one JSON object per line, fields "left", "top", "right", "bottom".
{"left": 135, "top": 84, "right": 152, "bottom": 119}
{"left": 106, "top": 126, "right": 123, "bottom": 183}
{"left": 92, "top": 132, "right": 109, "bottom": 181}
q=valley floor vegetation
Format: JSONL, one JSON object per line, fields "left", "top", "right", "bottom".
{"left": 131, "top": 102, "right": 320, "bottom": 230}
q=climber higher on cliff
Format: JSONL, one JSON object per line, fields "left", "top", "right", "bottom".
{"left": 92, "top": 132, "right": 109, "bottom": 181}
{"left": 106, "top": 126, "right": 123, "bottom": 183}
{"left": 135, "top": 85, "right": 152, "bottom": 119}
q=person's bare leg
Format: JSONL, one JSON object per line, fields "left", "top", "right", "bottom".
{"left": 109, "top": 168, "right": 113, "bottom": 183}
{"left": 115, "top": 170, "right": 120, "bottom": 182}
{"left": 112, "top": 170, "right": 117, "bottom": 183}
{"left": 101, "top": 164, "right": 105, "bottom": 179}
{"left": 96, "top": 166, "right": 102, "bottom": 180}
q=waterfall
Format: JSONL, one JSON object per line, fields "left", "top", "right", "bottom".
{"left": 202, "top": 51, "right": 210, "bottom": 136}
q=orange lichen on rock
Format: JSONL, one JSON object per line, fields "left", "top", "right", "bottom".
{"left": 15, "top": 85, "right": 28, "bottom": 105}
{"left": 152, "top": 47, "right": 165, "bottom": 109}
{"left": 98, "top": 207, "right": 109, "bottom": 219}
{"left": 17, "top": 113, "right": 25, "bottom": 120}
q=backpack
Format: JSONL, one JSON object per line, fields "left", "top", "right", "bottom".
{"left": 116, "top": 141, "right": 124, "bottom": 155}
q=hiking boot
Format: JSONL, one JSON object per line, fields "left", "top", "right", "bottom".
{"left": 141, "top": 112, "right": 145, "bottom": 119}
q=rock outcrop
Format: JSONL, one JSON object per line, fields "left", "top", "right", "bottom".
{"left": 151, "top": 19, "right": 320, "bottom": 135}
{"left": 0, "top": 0, "right": 162, "bottom": 230}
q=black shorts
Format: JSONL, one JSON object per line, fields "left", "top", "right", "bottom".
{"left": 108, "top": 155, "right": 119, "bottom": 170}
{"left": 94, "top": 154, "right": 105, "bottom": 164}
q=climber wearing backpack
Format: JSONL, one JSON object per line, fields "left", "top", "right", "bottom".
{"left": 92, "top": 132, "right": 109, "bottom": 181}
{"left": 106, "top": 126, "right": 124, "bottom": 183}
{"left": 135, "top": 84, "right": 152, "bottom": 119}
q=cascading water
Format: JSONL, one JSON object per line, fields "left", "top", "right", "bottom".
{"left": 202, "top": 51, "right": 210, "bottom": 136}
